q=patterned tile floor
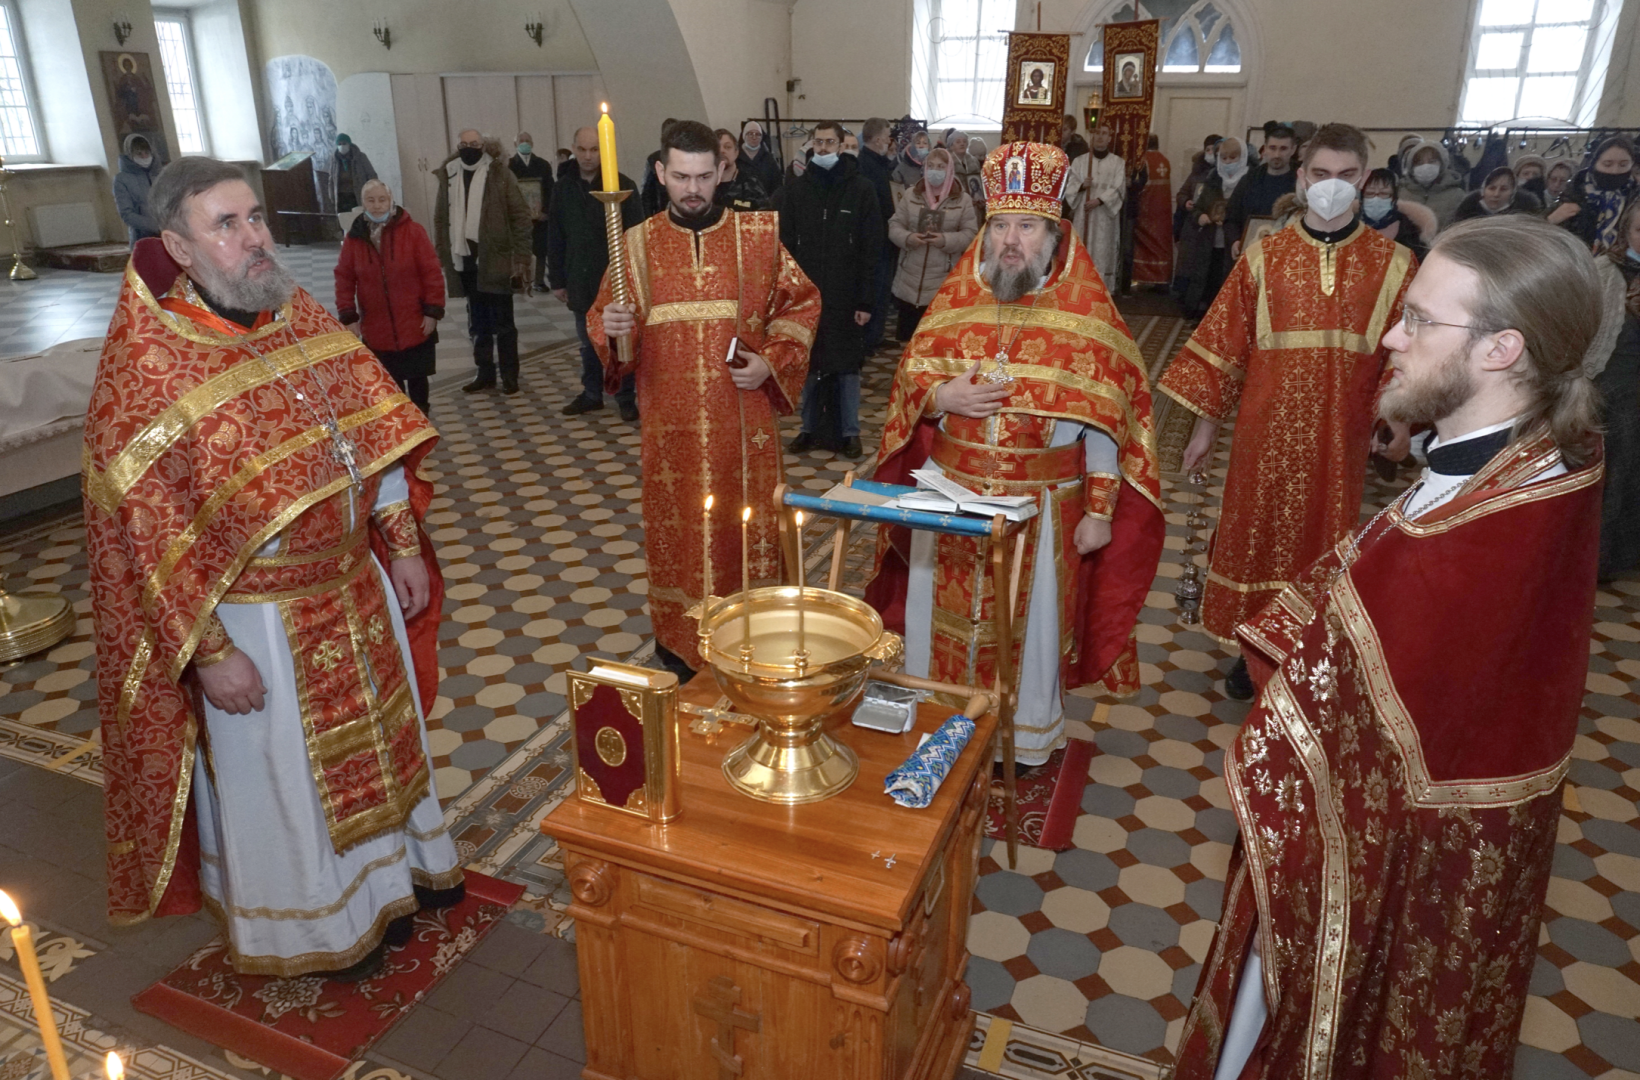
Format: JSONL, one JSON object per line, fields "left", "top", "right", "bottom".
{"left": 0, "top": 262, "right": 1636, "bottom": 1080}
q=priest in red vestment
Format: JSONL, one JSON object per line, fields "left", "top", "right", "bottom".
{"left": 1176, "top": 216, "right": 1605, "bottom": 1080}
{"left": 1132, "top": 135, "right": 1175, "bottom": 286}
{"left": 86, "top": 158, "right": 457, "bottom": 980}
{"left": 593, "top": 121, "right": 820, "bottom": 678}
{"left": 865, "top": 142, "right": 1165, "bottom": 766}
{"left": 1160, "top": 124, "right": 1415, "bottom": 698}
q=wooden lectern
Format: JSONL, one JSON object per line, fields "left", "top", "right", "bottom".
{"left": 542, "top": 673, "right": 995, "bottom": 1080}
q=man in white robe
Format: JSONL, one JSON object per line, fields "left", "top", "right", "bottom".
{"left": 1066, "top": 123, "right": 1125, "bottom": 284}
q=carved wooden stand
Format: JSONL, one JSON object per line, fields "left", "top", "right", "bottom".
{"left": 545, "top": 672, "right": 995, "bottom": 1080}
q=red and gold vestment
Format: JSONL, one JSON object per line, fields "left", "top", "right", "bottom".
{"left": 85, "top": 240, "right": 443, "bottom": 926}
{"left": 867, "top": 222, "right": 1165, "bottom": 697}
{"left": 1158, "top": 220, "right": 1414, "bottom": 643}
{"left": 1176, "top": 427, "right": 1601, "bottom": 1080}
{"left": 1132, "top": 149, "right": 1175, "bottom": 285}
{"left": 589, "top": 210, "right": 820, "bottom": 668}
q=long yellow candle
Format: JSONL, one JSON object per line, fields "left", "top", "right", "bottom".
{"left": 794, "top": 511, "right": 806, "bottom": 661}
{"left": 702, "top": 494, "right": 714, "bottom": 604}
{"left": 597, "top": 103, "right": 619, "bottom": 193}
{"left": 0, "top": 891, "right": 69, "bottom": 1080}
{"left": 741, "top": 506, "right": 753, "bottom": 658}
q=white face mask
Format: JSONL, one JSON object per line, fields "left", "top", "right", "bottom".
{"left": 1217, "top": 158, "right": 1245, "bottom": 181}
{"left": 1411, "top": 162, "right": 1440, "bottom": 185}
{"left": 1305, "top": 177, "right": 1359, "bottom": 220}
{"left": 133, "top": 154, "right": 153, "bottom": 169}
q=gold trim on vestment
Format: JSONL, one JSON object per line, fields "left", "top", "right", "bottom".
{"left": 111, "top": 719, "right": 196, "bottom": 926}
{"left": 1259, "top": 675, "right": 1350, "bottom": 1078}
{"left": 373, "top": 499, "right": 411, "bottom": 519}
{"left": 766, "top": 317, "right": 814, "bottom": 348}
{"left": 1364, "top": 243, "right": 1413, "bottom": 348}
{"left": 221, "top": 847, "right": 408, "bottom": 920}
{"left": 1331, "top": 575, "right": 1572, "bottom": 807}
{"left": 645, "top": 299, "right": 740, "bottom": 325}
{"left": 220, "top": 550, "right": 371, "bottom": 604}
{"left": 246, "top": 524, "right": 367, "bottom": 568}
{"left": 200, "top": 889, "right": 421, "bottom": 978}
{"left": 85, "top": 331, "right": 361, "bottom": 514}
{"left": 1184, "top": 337, "right": 1243, "bottom": 377}
{"left": 913, "top": 304, "right": 1146, "bottom": 371}
{"left": 1391, "top": 454, "right": 1597, "bottom": 539}
{"left": 626, "top": 220, "right": 652, "bottom": 315}
{"left": 1208, "top": 568, "right": 1290, "bottom": 594}
{"left": 125, "top": 262, "right": 295, "bottom": 347}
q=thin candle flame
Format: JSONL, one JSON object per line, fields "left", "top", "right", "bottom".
{"left": 600, "top": 101, "right": 609, "bottom": 114}
{"left": 0, "top": 890, "right": 18, "bottom": 927}
{"left": 742, "top": 506, "right": 751, "bottom": 523}
{"left": 704, "top": 494, "right": 714, "bottom": 512}
{"left": 106, "top": 1052, "right": 124, "bottom": 1080}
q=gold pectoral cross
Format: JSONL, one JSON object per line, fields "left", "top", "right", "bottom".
{"left": 324, "top": 418, "right": 365, "bottom": 487}
{"left": 693, "top": 976, "right": 761, "bottom": 1080}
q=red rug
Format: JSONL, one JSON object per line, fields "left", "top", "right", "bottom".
{"left": 131, "top": 871, "right": 525, "bottom": 1080}
{"left": 984, "top": 739, "right": 1095, "bottom": 852}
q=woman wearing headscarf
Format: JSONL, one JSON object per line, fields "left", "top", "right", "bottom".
{"left": 887, "top": 147, "right": 977, "bottom": 341}
{"left": 737, "top": 120, "right": 784, "bottom": 194}
{"left": 1549, "top": 135, "right": 1638, "bottom": 253}
{"left": 1360, "top": 168, "right": 1433, "bottom": 262}
{"left": 892, "top": 129, "right": 930, "bottom": 194}
{"left": 1513, "top": 153, "right": 1549, "bottom": 203}
{"left": 335, "top": 179, "right": 445, "bottom": 417}
{"left": 1453, "top": 166, "right": 1541, "bottom": 221}
{"left": 942, "top": 129, "right": 982, "bottom": 202}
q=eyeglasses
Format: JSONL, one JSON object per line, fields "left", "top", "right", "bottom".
{"left": 1400, "top": 309, "right": 1484, "bottom": 337}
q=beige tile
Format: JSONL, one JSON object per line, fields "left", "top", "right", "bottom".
{"left": 1011, "top": 973, "right": 1089, "bottom": 1033}
{"left": 967, "top": 910, "right": 1032, "bottom": 962}
{"left": 1149, "top": 740, "right": 1204, "bottom": 771}
{"left": 1562, "top": 962, "right": 1640, "bottom": 1018}
{"left": 466, "top": 653, "right": 515, "bottom": 677}
{"left": 1519, "top": 996, "right": 1581, "bottom": 1052}
{"left": 1578, "top": 787, "right": 1639, "bottom": 823}
{"left": 1134, "top": 795, "right": 1196, "bottom": 833}
{"left": 1097, "top": 945, "right": 1175, "bottom": 999}
{"left": 1544, "top": 877, "right": 1613, "bottom": 922}
{"left": 1041, "top": 887, "right": 1110, "bottom": 934}
{"left": 1073, "top": 815, "right": 1129, "bottom": 854}
{"left": 1595, "top": 852, "right": 1640, "bottom": 893}
{"left": 1089, "top": 753, "right": 1143, "bottom": 788}
{"left": 1118, "top": 863, "right": 1187, "bottom": 908}
{"left": 1179, "top": 919, "right": 1218, "bottom": 963}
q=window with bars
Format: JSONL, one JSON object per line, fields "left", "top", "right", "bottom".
{"left": 1083, "top": 0, "right": 1241, "bottom": 75}
{"left": 0, "top": 1, "right": 42, "bottom": 161}
{"left": 155, "top": 11, "right": 207, "bottom": 154}
{"left": 1460, "top": 0, "right": 1615, "bottom": 125}
{"left": 918, "top": 0, "right": 1013, "bottom": 128}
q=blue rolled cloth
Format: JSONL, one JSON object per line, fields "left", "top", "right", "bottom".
{"left": 883, "top": 713, "right": 975, "bottom": 808}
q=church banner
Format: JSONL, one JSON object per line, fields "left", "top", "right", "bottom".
{"left": 1100, "top": 20, "right": 1160, "bottom": 169}
{"left": 1001, "top": 32, "right": 1071, "bottom": 145}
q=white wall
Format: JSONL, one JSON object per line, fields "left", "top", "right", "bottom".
{"left": 791, "top": 0, "right": 914, "bottom": 122}
{"left": 671, "top": 0, "right": 791, "bottom": 132}
{"left": 192, "top": 0, "right": 261, "bottom": 161}
{"left": 337, "top": 72, "right": 400, "bottom": 205}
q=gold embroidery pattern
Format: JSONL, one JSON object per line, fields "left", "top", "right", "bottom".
{"left": 646, "top": 299, "right": 740, "bottom": 324}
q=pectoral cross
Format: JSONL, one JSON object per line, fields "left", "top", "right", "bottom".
{"left": 324, "top": 418, "right": 365, "bottom": 487}
{"left": 693, "top": 976, "right": 760, "bottom": 1079}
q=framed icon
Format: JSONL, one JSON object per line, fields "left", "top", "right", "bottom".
{"left": 1242, "top": 215, "right": 1280, "bottom": 250}
{"left": 1111, "top": 53, "right": 1146, "bottom": 100}
{"left": 1017, "top": 61, "right": 1056, "bottom": 107}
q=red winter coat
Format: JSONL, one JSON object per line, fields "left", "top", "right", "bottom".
{"left": 335, "top": 207, "right": 446, "bottom": 354}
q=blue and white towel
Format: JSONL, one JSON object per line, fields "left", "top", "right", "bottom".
{"left": 883, "top": 713, "right": 975, "bottom": 808}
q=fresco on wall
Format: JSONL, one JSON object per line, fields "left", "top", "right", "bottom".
{"left": 100, "top": 52, "right": 171, "bottom": 165}
{"left": 265, "top": 55, "right": 339, "bottom": 209}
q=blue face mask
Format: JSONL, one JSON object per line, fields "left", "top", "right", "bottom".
{"left": 811, "top": 152, "right": 839, "bottom": 170}
{"left": 1629, "top": 247, "right": 1640, "bottom": 263}
{"left": 1362, "top": 196, "right": 1395, "bottom": 222}
{"left": 365, "top": 209, "right": 391, "bottom": 223}
{"left": 516, "top": 142, "right": 532, "bottom": 156}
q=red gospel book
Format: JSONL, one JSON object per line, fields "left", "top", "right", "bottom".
{"left": 568, "top": 661, "right": 682, "bottom": 823}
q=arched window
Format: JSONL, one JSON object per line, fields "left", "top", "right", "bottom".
{"left": 1083, "top": 0, "right": 1241, "bottom": 75}
{"left": 1459, "top": 0, "right": 1620, "bottom": 126}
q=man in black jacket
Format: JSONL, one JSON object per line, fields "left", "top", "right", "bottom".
{"left": 509, "top": 131, "right": 555, "bottom": 290}
{"left": 547, "top": 125, "right": 643, "bottom": 420}
{"left": 1225, "top": 123, "right": 1297, "bottom": 257}
{"left": 775, "top": 119, "right": 883, "bottom": 459}
{"left": 857, "top": 117, "right": 899, "bottom": 354}
{"left": 641, "top": 118, "right": 679, "bottom": 218}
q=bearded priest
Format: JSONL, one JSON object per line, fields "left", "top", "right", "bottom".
{"left": 867, "top": 141, "right": 1165, "bottom": 769}
{"left": 1175, "top": 216, "right": 1605, "bottom": 1080}
{"left": 84, "top": 158, "right": 460, "bottom": 981}
{"left": 1160, "top": 123, "right": 1416, "bottom": 700}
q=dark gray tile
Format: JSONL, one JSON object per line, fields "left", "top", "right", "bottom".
{"left": 478, "top": 979, "right": 570, "bottom": 1044}
{"left": 518, "top": 934, "right": 580, "bottom": 997}
{"left": 374, "top": 1004, "right": 472, "bottom": 1072}
{"left": 536, "top": 999, "right": 584, "bottom": 1062}
{"left": 468, "top": 921, "right": 550, "bottom": 978}
{"left": 438, "top": 1023, "right": 530, "bottom": 1078}
{"left": 505, "top": 1046, "right": 583, "bottom": 1080}
{"left": 425, "top": 959, "right": 516, "bottom": 1023}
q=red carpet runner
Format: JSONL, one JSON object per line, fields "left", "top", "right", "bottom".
{"left": 984, "top": 739, "right": 1094, "bottom": 852}
{"left": 131, "top": 871, "right": 525, "bottom": 1080}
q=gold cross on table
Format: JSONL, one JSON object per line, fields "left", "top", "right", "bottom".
{"left": 693, "top": 976, "right": 760, "bottom": 1080}
{"left": 312, "top": 640, "right": 345, "bottom": 673}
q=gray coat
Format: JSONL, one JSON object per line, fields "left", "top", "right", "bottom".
{"left": 1397, "top": 140, "right": 1468, "bottom": 227}
{"left": 328, "top": 145, "right": 377, "bottom": 211}
{"left": 888, "top": 185, "right": 978, "bottom": 307}
{"left": 113, "top": 133, "right": 159, "bottom": 246}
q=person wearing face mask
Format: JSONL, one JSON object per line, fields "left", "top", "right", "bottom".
{"left": 1454, "top": 166, "right": 1539, "bottom": 222}
{"left": 1359, "top": 168, "right": 1433, "bottom": 262}
{"left": 713, "top": 127, "right": 771, "bottom": 212}
{"left": 888, "top": 147, "right": 977, "bottom": 340}
{"left": 1175, "top": 133, "right": 1223, "bottom": 249}
{"left": 1513, "top": 153, "right": 1548, "bottom": 202}
{"left": 1548, "top": 135, "right": 1639, "bottom": 253}
{"left": 775, "top": 120, "right": 884, "bottom": 459}
{"left": 1224, "top": 124, "right": 1296, "bottom": 259}
{"left": 329, "top": 134, "right": 377, "bottom": 215}
{"left": 1161, "top": 123, "right": 1416, "bottom": 700}
{"left": 1179, "top": 137, "right": 1247, "bottom": 317}
{"left": 335, "top": 179, "right": 445, "bottom": 417}
{"left": 114, "top": 134, "right": 161, "bottom": 246}
{"left": 1397, "top": 139, "right": 1467, "bottom": 227}
{"left": 508, "top": 131, "right": 555, "bottom": 291}
{"left": 1592, "top": 199, "right": 1640, "bottom": 576}
{"left": 737, "top": 119, "right": 785, "bottom": 195}
{"left": 1545, "top": 159, "right": 1574, "bottom": 203}
{"left": 892, "top": 129, "right": 931, "bottom": 193}
{"left": 1065, "top": 123, "right": 1126, "bottom": 284}
{"left": 433, "top": 128, "right": 533, "bottom": 394}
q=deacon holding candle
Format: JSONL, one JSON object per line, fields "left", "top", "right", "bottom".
{"left": 1, "top": 890, "right": 71, "bottom": 1080}
{"left": 592, "top": 118, "right": 821, "bottom": 682}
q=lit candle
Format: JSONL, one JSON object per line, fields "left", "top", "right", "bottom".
{"left": 0, "top": 891, "right": 70, "bottom": 1080}
{"left": 702, "top": 494, "right": 714, "bottom": 605}
{"left": 741, "top": 506, "right": 753, "bottom": 658}
{"left": 597, "top": 103, "right": 619, "bottom": 193}
{"left": 106, "top": 1052, "right": 124, "bottom": 1080}
{"left": 794, "top": 511, "right": 807, "bottom": 663}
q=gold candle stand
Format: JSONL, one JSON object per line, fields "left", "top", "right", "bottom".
{"left": 591, "top": 189, "right": 633, "bottom": 367}
{"left": 0, "top": 574, "right": 74, "bottom": 664}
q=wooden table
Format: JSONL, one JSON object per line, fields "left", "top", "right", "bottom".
{"left": 542, "top": 672, "right": 996, "bottom": 1080}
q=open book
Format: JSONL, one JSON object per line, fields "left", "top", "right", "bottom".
{"left": 888, "top": 469, "right": 1039, "bottom": 522}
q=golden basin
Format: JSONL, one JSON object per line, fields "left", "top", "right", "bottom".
{"left": 698, "top": 587, "right": 900, "bottom": 804}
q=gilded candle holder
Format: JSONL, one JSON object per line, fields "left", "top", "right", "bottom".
{"left": 591, "top": 189, "right": 633, "bottom": 368}
{"left": 696, "top": 588, "right": 902, "bottom": 804}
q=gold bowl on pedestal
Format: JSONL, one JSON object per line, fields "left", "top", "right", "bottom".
{"left": 698, "top": 587, "right": 902, "bottom": 804}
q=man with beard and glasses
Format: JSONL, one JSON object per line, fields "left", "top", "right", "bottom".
{"left": 867, "top": 142, "right": 1165, "bottom": 771}
{"left": 1162, "top": 123, "right": 1416, "bottom": 700}
{"left": 592, "top": 120, "right": 821, "bottom": 682}
{"left": 84, "top": 157, "right": 460, "bottom": 981}
{"left": 1174, "top": 214, "right": 1604, "bottom": 1080}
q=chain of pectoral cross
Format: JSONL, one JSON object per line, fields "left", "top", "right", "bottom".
{"left": 244, "top": 314, "right": 365, "bottom": 488}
